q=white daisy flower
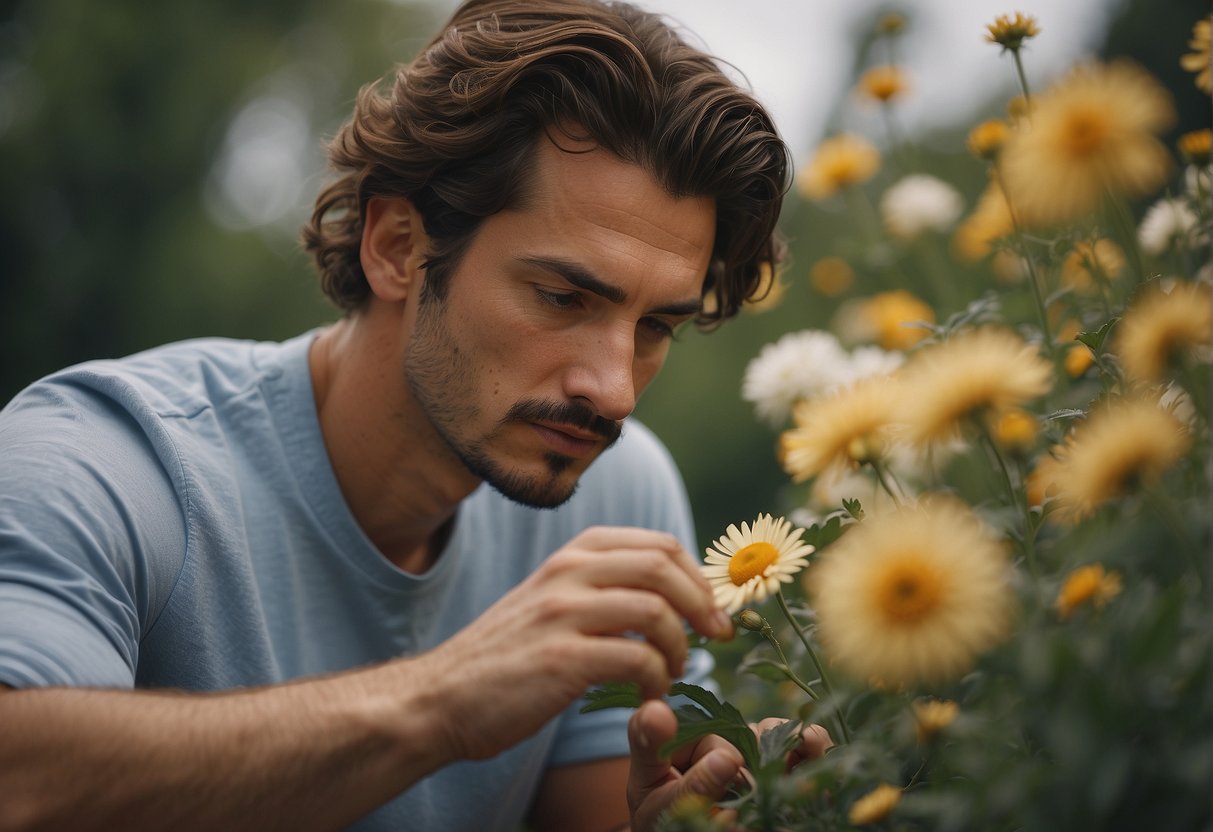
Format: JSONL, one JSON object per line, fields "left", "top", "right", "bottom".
{"left": 702, "top": 514, "right": 815, "bottom": 613}
{"left": 742, "top": 330, "right": 851, "bottom": 427}
{"left": 880, "top": 174, "right": 964, "bottom": 240}
{"left": 1137, "top": 197, "right": 1204, "bottom": 255}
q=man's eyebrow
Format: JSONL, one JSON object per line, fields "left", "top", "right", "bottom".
{"left": 520, "top": 255, "right": 703, "bottom": 317}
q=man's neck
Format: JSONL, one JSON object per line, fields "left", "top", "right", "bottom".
{"left": 307, "top": 310, "right": 481, "bottom": 574}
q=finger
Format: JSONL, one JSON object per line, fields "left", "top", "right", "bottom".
{"left": 579, "top": 638, "right": 671, "bottom": 701}
{"left": 557, "top": 547, "right": 730, "bottom": 640}
{"left": 627, "top": 700, "right": 679, "bottom": 794}
{"left": 788, "top": 724, "right": 833, "bottom": 767}
{"left": 562, "top": 587, "right": 689, "bottom": 678}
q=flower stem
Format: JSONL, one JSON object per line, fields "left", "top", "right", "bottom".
{"left": 1106, "top": 191, "right": 1148, "bottom": 286}
{"left": 757, "top": 623, "right": 819, "bottom": 701}
{"left": 776, "top": 590, "right": 852, "bottom": 744}
{"left": 867, "top": 459, "right": 905, "bottom": 507}
{"left": 977, "top": 422, "right": 1039, "bottom": 582}
{"left": 1010, "top": 48, "right": 1032, "bottom": 103}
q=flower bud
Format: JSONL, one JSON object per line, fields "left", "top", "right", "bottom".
{"left": 737, "top": 609, "right": 769, "bottom": 632}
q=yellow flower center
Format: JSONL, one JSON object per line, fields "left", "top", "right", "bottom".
{"left": 875, "top": 555, "right": 943, "bottom": 624}
{"left": 728, "top": 541, "right": 779, "bottom": 586}
{"left": 1063, "top": 111, "right": 1108, "bottom": 158}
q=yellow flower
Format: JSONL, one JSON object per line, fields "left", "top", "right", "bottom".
{"left": 1065, "top": 343, "right": 1095, "bottom": 377}
{"left": 900, "top": 328, "right": 1053, "bottom": 445}
{"left": 809, "top": 256, "right": 855, "bottom": 296}
{"left": 848, "top": 783, "right": 902, "bottom": 826}
{"left": 1007, "top": 94, "right": 1033, "bottom": 124}
{"left": 1048, "top": 396, "right": 1190, "bottom": 520}
{"left": 780, "top": 376, "right": 902, "bottom": 482}
{"left": 859, "top": 65, "right": 910, "bottom": 103}
{"left": 703, "top": 514, "right": 814, "bottom": 613}
{"left": 809, "top": 497, "right": 1013, "bottom": 686}
{"left": 985, "top": 12, "right": 1041, "bottom": 51}
{"left": 968, "top": 118, "right": 1011, "bottom": 161}
{"left": 1114, "top": 281, "right": 1213, "bottom": 383}
{"left": 1056, "top": 563, "right": 1124, "bottom": 620}
{"left": 992, "top": 408, "right": 1038, "bottom": 453}
{"left": 1060, "top": 239, "right": 1126, "bottom": 294}
{"left": 837, "top": 290, "right": 935, "bottom": 350}
{"left": 999, "top": 61, "right": 1175, "bottom": 227}
{"left": 912, "top": 698, "right": 959, "bottom": 743}
{"left": 798, "top": 134, "right": 881, "bottom": 200}
{"left": 952, "top": 178, "right": 1015, "bottom": 262}
{"left": 877, "top": 13, "right": 907, "bottom": 35}
{"left": 1181, "top": 17, "right": 1212, "bottom": 94}
{"left": 1178, "top": 128, "right": 1212, "bottom": 166}
{"left": 991, "top": 250, "right": 1028, "bottom": 284}
{"left": 744, "top": 261, "right": 787, "bottom": 313}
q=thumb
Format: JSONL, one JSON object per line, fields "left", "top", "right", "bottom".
{"left": 627, "top": 700, "right": 678, "bottom": 790}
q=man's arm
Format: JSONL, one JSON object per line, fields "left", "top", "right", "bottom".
{"left": 0, "top": 527, "right": 732, "bottom": 831}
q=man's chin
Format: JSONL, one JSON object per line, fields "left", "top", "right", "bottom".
{"left": 486, "top": 472, "right": 580, "bottom": 509}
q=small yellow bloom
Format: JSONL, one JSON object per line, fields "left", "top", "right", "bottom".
{"left": 968, "top": 119, "right": 1011, "bottom": 161}
{"left": 1114, "top": 281, "right": 1213, "bottom": 383}
{"left": 780, "top": 376, "right": 902, "bottom": 482}
{"left": 913, "top": 698, "right": 959, "bottom": 743}
{"left": 1181, "top": 17, "right": 1212, "bottom": 94}
{"left": 798, "top": 134, "right": 881, "bottom": 200}
{"left": 952, "top": 178, "right": 1015, "bottom": 262}
{"left": 999, "top": 61, "right": 1175, "bottom": 227}
{"left": 1007, "top": 94, "right": 1033, "bottom": 124}
{"left": 860, "top": 65, "right": 910, "bottom": 103}
{"left": 992, "top": 408, "right": 1038, "bottom": 453}
{"left": 1048, "top": 396, "right": 1190, "bottom": 520}
{"left": 1178, "top": 128, "right": 1212, "bottom": 166}
{"left": 1056, "top": 563, "right": 1124, "bottom": 620}
{"left": 1065, "top": 343, "right": 1095, "bottom": 377}
{"left": 900, "top": 328, "right": 1053, "bottom": 445}
{"left": 991, "top": 250, "right": 1028, "bottom": 284}
{"left": 809, "top": 497, "right": 1013, "bottom": 686}
{"left": 985, "top": 12, "right": 1041, "bottom": 51}
{"left": 837, "top": 290, "right": 935, "bottom": 350}
{"left": 809, "top": 256, "right": 856, "bottom": 296}
{"left": 876, "top": 13, "right": 907, "bottom": 35}
{"left": 703, "top": 514, "right": 815, "bottom": 613}
{"left": 1060, "top": 239, "right": 1126, "bottom": 294}
{"left": 848, "top": 783, "right": 902, "bottom": 826}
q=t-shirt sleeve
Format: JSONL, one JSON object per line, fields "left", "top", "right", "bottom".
{"left": 0, "top": 379, "right": 185, "bottom": 688}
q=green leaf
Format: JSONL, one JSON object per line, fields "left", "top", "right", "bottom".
{"left": 841, "top": 498, "right": 864, "bottom": 521}
{"left": 660, "top": 683, "right": 761, "bottom": 771}
{"left": 757, "top": 718, "right": 804, "bottom": 771}
{"left": 579, "top": 682, "right": 643, "bottom": 713}
{"left": 802, "top": 514, "right": 847, "bottom": 549}
{"left": 1044, "top": 408, "right": 1087, "bottom": 423}
{"left": 1076, "top": 318, "right": 1119, "bottom": 352}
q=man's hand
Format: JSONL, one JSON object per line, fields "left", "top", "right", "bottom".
{"left": 626, "top": 700, "right": 833, "bottom": 832}
{"left": 417, "top": 526, "right": 734, "bottom": 763}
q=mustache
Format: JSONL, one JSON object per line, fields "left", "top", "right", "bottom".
{"left": 505, "top": 399, "right": 623, "bottom": 444}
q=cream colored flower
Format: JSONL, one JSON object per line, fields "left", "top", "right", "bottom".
{"left": 809, "top": 497, "right": 1013, "bottom": 686}
{"left": 741, "top": 330, "right": 851, "bottom": 427}
{"left": 985, "top": 12, "right": 1040, "bottom": 51}
{"left": 848, "top": 784, "right": 902, "bottom": 826}
{"left": 1048, "top": 396, "right": 1190, "bottom": 520}
{"left": 1137, "top": 198, "right": 1205, "bottom": 256}
{"left": 952, "top": 177, "right": 1015, "bottom": 262}
{"left": 1181, "top": 17, "right": 1211, "bottom": 94}
{"left": 999, "top": 61, "right": 1175, "bottom": 227}
{"left": 780, "top": 375, "right": 902, "bottom": 482}
{"left": 900, "top": 328, "right": 1053, "bottom": 445}
{"left": 798, "top": 134, "right": 881, "bottom": 200}
{"left": 880, "top": 175, "right": 964, "bottom": 240}
{"left": 703, "top": 514, "right": 814, "bottom": 613}
{"left": 1114, "top": 281, "right": 1213, "bottom": 383}
{"left": 1056, "top": 563, "right": 1123, "bottom": 620}
{"left": 859, "top": 65, "right": 910, "bottom": 103}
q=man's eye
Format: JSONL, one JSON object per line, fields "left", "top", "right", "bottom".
{"left": 536, "top": 288, "right": 581, "bottom": 309}
{"left": 640, "top": 317, "right": 677, "bottom": 340}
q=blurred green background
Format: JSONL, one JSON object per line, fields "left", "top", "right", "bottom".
{"left": 1, "top": 0, "right": 1207, "bottom": 548}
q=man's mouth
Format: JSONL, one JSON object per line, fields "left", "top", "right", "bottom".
{"left": 528, "top": 422, "right": 603, "bottom": 457}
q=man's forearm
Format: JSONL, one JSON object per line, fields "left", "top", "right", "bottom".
{"left": 0, "top": 659, "right": 450, "bottom": 831}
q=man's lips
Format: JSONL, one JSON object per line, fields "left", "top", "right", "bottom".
{"left": 528, "top": 422, "right": 604, "bottom": 456}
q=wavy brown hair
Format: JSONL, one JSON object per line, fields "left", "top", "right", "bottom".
{"left": 301, "top": 0, "right": 789, "bottom": 324}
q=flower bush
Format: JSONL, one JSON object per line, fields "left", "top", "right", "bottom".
{"left": 589, "top": 10, "right": 1212, "bottom": 830}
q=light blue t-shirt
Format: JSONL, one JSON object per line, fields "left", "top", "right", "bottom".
{"left": 0, "top": 331, "right": 709, "bottom": 831}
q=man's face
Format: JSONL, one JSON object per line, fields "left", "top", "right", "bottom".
{"left": 404, "top": 137, "right": 716, "bottom": 508}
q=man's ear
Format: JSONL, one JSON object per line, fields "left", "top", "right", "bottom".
{"left": 360, "top": 197, "right": 431, "bottom": 302}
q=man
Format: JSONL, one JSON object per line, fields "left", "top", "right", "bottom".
{"left": 0, "top": 1, "right": 825, "bottom": 829}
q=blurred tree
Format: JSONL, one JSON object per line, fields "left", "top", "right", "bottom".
{"left": 0, "top": 0, "right": 440, "bottom": 400}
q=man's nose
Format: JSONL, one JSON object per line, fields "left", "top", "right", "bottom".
{"left": 562, "top": 325, "right": 637, "bottom": 422}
